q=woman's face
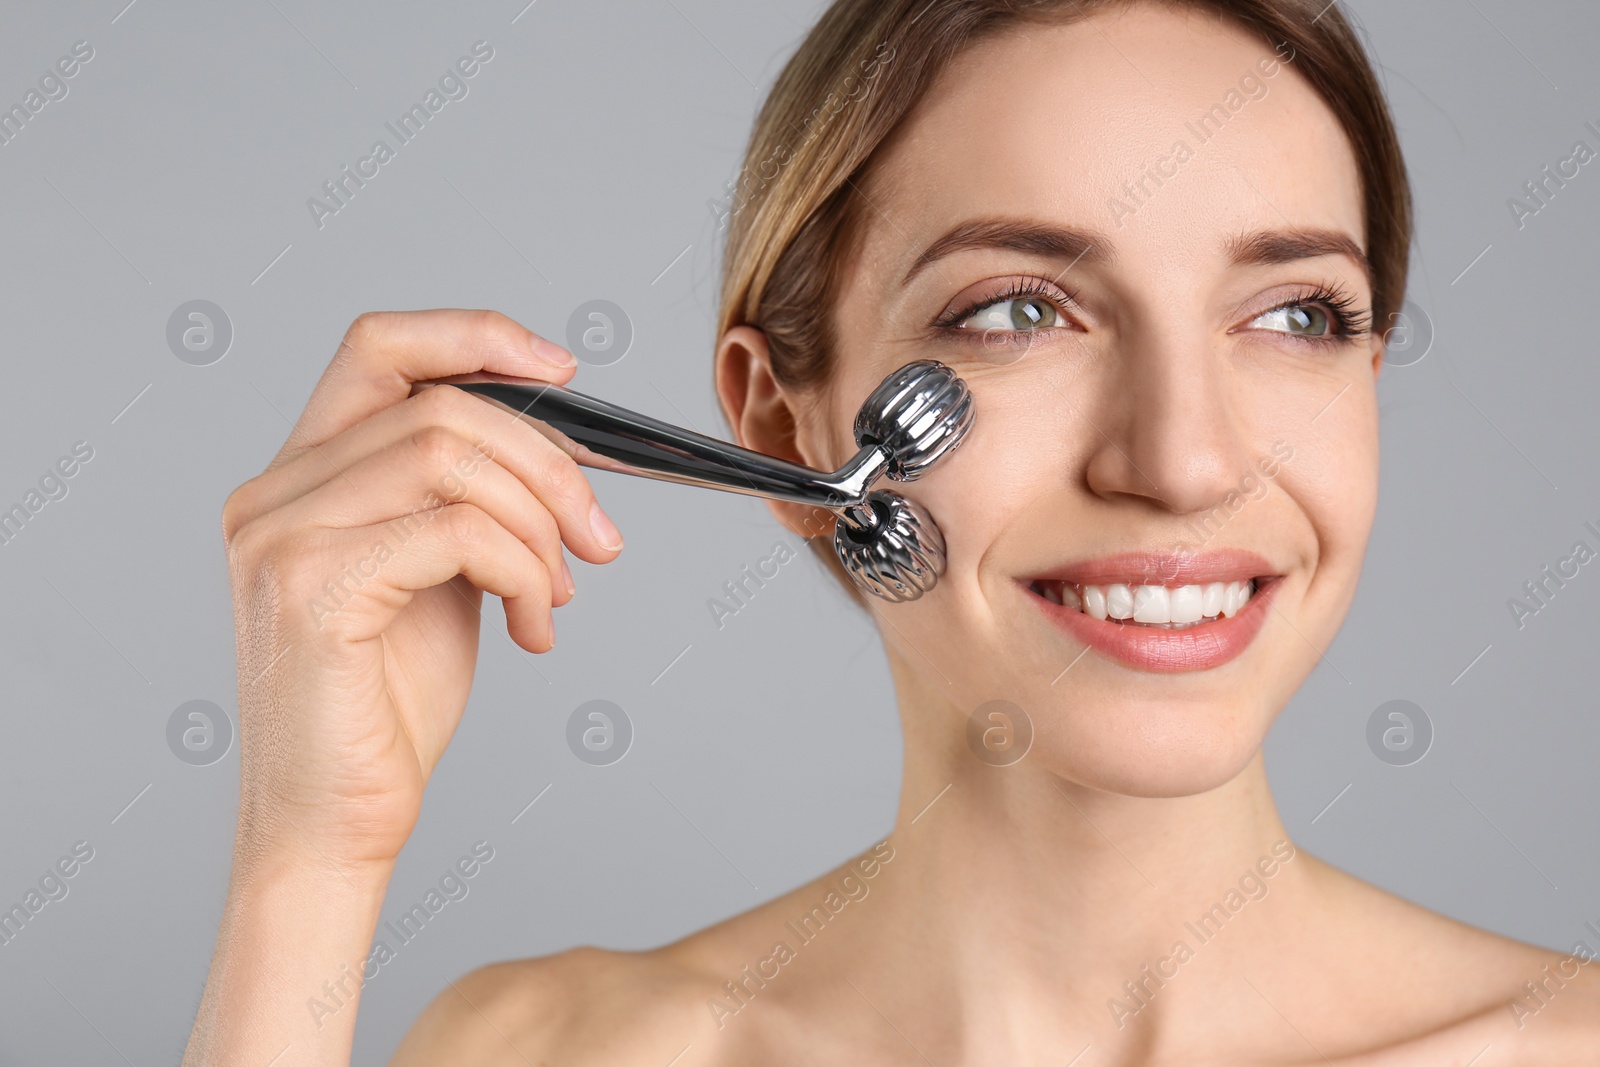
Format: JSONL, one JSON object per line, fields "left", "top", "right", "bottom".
{"left": 790, "top": 5, "right": 1383, "bottom": 797}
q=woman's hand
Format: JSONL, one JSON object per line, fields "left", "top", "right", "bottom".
{"left": 219, "top": 308, "right": 625, "bottom": 874}
{"left": 184, "top": 308, "right": 622, "bottom": 1067}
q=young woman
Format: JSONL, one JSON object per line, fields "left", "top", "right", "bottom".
{"left": 184, "top": 1, "right": 1600, "bottom": 1063}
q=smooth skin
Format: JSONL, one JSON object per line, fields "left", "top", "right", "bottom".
{"left": 185, "top": 7, "right": 1599, "bottom": 1067}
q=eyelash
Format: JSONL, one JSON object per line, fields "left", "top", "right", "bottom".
{"left": 931, "top": 279, "right": 1373, "bottom": 345}
{"left": 932, "top": 276, "right": 1077, "bottom": 332}
{"left": 1252, "top": 284, "right": 1372, "bottom": 344}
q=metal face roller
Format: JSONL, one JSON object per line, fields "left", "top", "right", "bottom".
{"left": 413, "top": 360, "right": 974, "bottom": 602}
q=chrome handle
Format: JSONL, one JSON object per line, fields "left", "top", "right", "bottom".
{"left": 413, "top": 360, "right": 974, "bottom": 602}
{"left": 415, "top": 375, "right": 886, "bottom": 511}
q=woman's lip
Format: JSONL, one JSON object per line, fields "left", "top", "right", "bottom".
{"left": 1021, "top": 575, "right": 1282, "bottom": 673}
{"left": 1024, "top": 548, "right": 1279, "bottom": 588}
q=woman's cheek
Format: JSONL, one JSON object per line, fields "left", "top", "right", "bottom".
{"left": 918, "top": 385, "right": 1056, "bottom": 602}
{"left": 1302, "top": 380, "right": 1378, "bottom": 538}
{"left": 1269, "top": 380, "right": 1380, "bottom": 630}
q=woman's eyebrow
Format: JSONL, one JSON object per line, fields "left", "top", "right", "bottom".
{"left": 901, "top": 220, "right": 1372, "bottom": 290}
{"left": 1226, "top": 228, "right": 1373, "bottom": 288}
{"left": 902, "top": 217, "right": 1113, "bottom": 287}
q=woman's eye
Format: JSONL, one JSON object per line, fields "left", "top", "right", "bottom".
{"left": 1251, "top": 303, "right": 1331, "bottom": 337}
{"left": 959, "top": 296, "right": 1061, "bottom": 332}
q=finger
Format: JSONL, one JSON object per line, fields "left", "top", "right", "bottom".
{"left": 279, "top": 309, "right": 577, "bottom": 457}
{"left": 300, "top": 504, "right": 555, "bottom": 652}
{"left": 227, "top": 383, "right": 623, "bottom": 567}
{"left": 270, "top": 426, "right": 574, "bottom": 608}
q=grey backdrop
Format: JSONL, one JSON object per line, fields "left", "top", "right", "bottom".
{"left": 0, "top": 0, "right": 1596, "bottom": 1062}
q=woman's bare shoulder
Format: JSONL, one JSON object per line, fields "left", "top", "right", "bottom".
{"left": 1307, "top": 857, "right": 1600, "bottom": 1063}
{"left": 387, "top": 861, "right": 853, "bottom": 1067}
{"left": 1358, "top": 958, "right": 1600, "bottom": 1067}
{"left": 388, "top": 944, "right": 726, "bottom": 1067}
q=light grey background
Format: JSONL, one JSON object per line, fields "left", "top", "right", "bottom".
{"left": 0, "top": 0, "right": 1596, "bottom": 1063}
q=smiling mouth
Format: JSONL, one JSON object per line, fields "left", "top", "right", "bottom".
{"left": 1027, "top": 578, "right": 1258, "bottom": 629}
{"left": 1019, "top": 551, "right": 1283, "bottom": 671}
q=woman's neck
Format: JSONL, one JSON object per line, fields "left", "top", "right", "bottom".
{"left": 826, "top": 648, "right": 1319, "bottom": 1061}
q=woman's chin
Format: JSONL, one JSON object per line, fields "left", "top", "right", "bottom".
{"left": 1029, "top": 705, "right": 1270, "bottom": 799}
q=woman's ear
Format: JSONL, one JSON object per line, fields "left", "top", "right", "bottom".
{"left": 714, "top": 324, "right": 837, "bottom": 540}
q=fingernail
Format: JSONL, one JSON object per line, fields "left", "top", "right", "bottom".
{"left": 589, "top": 499, "right": 623, "bottom": 550}
{"left": 547, "top": 613, "right": 556, "bottom": 648}
{"left": 529, "top": 332, "right": 576, "bottom": 367}
{"left": 560, "top": 557, "right": 575, "bottom": 596}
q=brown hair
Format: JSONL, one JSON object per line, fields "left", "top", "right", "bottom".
{"left": 717, "top": 0, "right": 1411, "bottom": 607}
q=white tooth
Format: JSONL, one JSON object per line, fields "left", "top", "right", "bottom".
{"left": 1084, "top": 585, "right": 1108, "bottom": 620}
{"left": 1132, "top": 585, "right": 1171, "bottom": 623}
{"left": 1036, "top": 581, "right": 1061, "bottom": 605}
{"left": 1170, "top": 584, "right": 1203, "bottom": 624}
{"left": 1107, "top": 584, "right": 1134, "bottom": 620}
{"left": 1201, "top": 582, "right": 1225, "bottom": 618}
{"left": 1222, "top": 581, "right": 1246, "bottom": 617}
{"left": 1061, "top": 584, "right": 1083, "bottom": 612}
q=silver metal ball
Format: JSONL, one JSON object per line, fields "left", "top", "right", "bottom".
{"left": 853, "top": 359, "right": 974, "bottom": 482}
{"left": 833, "top": 490, "right": 947, "bottom": 603}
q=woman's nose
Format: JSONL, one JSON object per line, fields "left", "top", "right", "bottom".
{"left": 1081, "top": 325, "right": 1255, "bottom": 518}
